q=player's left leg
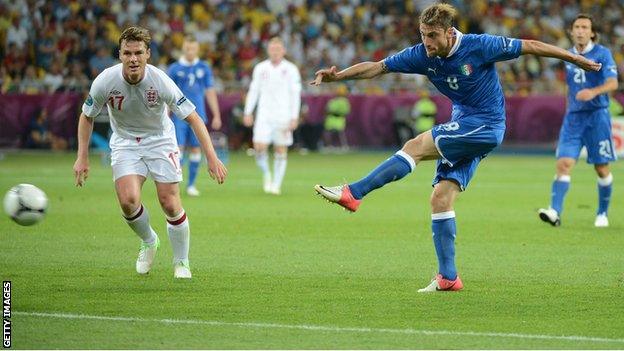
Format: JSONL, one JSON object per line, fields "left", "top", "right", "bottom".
{"left": 145, "top": 137, "right": 190, "bottom": 277}
{"left": 419, "top": 180, "right": 464, "bottom": 293}
{"left": 594, "top": 163, "right": 613, "bottom": 227}
{"left": 271, "top": 145, "right": 288, "bottom": 195}
{"left": 155, "top": 181, "right": 191, "bottom": 278}
{"left": 585, "top": 109, "right": 616, "bottom": 227}
{"left": 186, "top": 146, "right": 202, "bottom": 197}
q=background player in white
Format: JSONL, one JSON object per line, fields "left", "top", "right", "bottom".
{"left": 538, "top": 14, "right": 618, "bottom": 228}
{"left": 168, "top": 35, "right": 222, "bottom": 197}
{"left": 243, "top": 37, "right": 302, "bottom": 195}
{"left": 73, "top": 27, "right": 227, "bottom": 278}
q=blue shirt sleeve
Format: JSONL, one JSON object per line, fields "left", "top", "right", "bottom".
{"left": 479, "top": 34, "right": 522, "bottom": 63}
{"left": 203, "top": 63, "right": 214, "bottom": 89}
{"left": 601, "top": 47, "right": 618, "bottom": 80}
{"left": 167, "top": 64, "right": 177, "bottom": 84}
{"left": 383, "top": 45, "right": 427, "bottom": 75}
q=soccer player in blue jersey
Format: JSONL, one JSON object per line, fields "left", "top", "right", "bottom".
{"left": 538, "top": 14, "right": 618, "bottom": 228}
{"left": 168, "top": 36, "right": 222, "bottom": 196}
{"left": 311, "top": 3, "right": 601, "bottom": 292}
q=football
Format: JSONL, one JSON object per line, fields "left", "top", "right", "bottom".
{"left": 3, "top": 184, "right": 48, "bottom": 226}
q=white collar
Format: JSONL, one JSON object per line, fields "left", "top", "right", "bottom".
{"left": 573, "top": 41, "right": 594, "bottom": 55}
{"left": 445, "top": 28, "right": 463, "bottom": 58}
{"left": 179, "top": 57, "right": 200, "bottom": 66}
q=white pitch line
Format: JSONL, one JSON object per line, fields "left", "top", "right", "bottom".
{"left": 14, "top": 311, "right": 624, "bottom": 344}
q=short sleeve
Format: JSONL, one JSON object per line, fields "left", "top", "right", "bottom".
{"left": 82, "top": 75, "right": 107, "bottom": 118}
{"left": 383, "top": 45, "right": 426, "bottom": 75}
{"left": 601, "top": 48, "right": 618, "bottom": 80}
{"left": 161, "top": 72, "right": 196, "bottom": 119}
{"left": 479, "top": 34, "right": 522, "bottom": 63}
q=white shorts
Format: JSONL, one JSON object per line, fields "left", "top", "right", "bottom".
{"left": 110, "top": 135, "right": 183, "bottom": 183}
{"left": 253, "top": 120, "right": 293, "bottom": 146}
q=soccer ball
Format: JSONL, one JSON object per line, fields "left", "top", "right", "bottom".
{"left": 3, "top": 184, "right": 48, "bottom": 226}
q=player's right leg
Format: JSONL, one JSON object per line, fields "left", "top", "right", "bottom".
{"left": 114, "top": 173, "right": 160, "bottom": 274}
{"left": 539, "top": 157, "right": 574, "bottom": 227}
{"left": 539, "top": 114, "right": 582, "bottom": 226}
{"left": 315, "top": 130, "right": 433, "bottom": 212}
{"left": 253, "top": 121, "right": 273, "bottom": 193}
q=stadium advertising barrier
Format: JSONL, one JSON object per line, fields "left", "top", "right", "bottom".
{"left": 1, "top": 93, "right": 623, "bottom": 155}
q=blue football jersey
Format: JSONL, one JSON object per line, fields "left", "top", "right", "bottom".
{"left": 167, "top": 59, "right": 214, "bottom": 121}
{"left": 384, "top": 31, "right": 522, "bottom": 127}
{"left": 565, "top": 43, "right": 617, "bottom": 113}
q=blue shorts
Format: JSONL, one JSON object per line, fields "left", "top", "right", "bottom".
{"left": 556, "top": 108, "right": 617, "bottom": 164}
{"left": 430, "top": 118, "right": 505, "bottom": 191}
{"left": 173, "top": 116, "right": 200, "bottom": 148}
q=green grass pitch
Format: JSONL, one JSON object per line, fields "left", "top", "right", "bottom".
{"left": 1, "top": 151, "right": 623, "bottom": 349}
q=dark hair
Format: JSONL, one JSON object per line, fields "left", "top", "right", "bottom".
{"left": 119, "top": 26, "right": 151, "bottom": 49}
{"left": 571, "top": 14, "right": 599, "bottom": 42}
{"left": 419, "top": 3, "right": 457, "bottom": 30}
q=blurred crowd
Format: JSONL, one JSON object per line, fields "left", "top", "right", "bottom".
{"left": 1, "top": 0, "right": 624, "bottom": 96}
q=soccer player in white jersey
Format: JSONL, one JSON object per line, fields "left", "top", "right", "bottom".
{"left": 73, "top": 27, "right": 227, "bottom": 279}
{"left": 243, "top": 37, "right": 302, "bottom": 195}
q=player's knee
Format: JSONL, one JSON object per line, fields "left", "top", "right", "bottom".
{"left": 556, "top": 158, "right": 574, "bottom": 175}
{"left": 402, "top": 136, "right": 425, "bottom": 161}
{"left": 159, "top": 195, "right": 181, "bottom": 217}
{"left": 594, "top": 164, "right": 610, "bottom": 178}
{"left": 119, "top": 195, "right": 141, "bottom": 216}
{"left": 430, "top": 189, "right": 453, "bottom": 212}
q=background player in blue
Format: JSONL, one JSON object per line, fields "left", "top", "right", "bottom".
{"left": 311, "top": 3, "right": 601, "bottom": 292}
{"left": 168, "top": 35, "right": 222, "bottom": 197}
{"left": 539, "top": 14, "right": 618, "bottom": 228}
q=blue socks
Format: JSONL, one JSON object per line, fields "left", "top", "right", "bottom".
{"left": 188, "top": 152, "right": 202, "bottom": 188}
{"left": 597, "top": 173, "right": 613, "bottom": 215}
{"left": 550, "top": 175, "right": 570, "bottom": 214}
{"left": 349, "top": 150, "right": 415, "bottom": 200}
{"left": 432, "top": 211, "right": 457, "bottom": 280}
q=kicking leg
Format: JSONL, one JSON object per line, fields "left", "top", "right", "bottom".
{"left": 315, "top": 130, "right": 439, "bottom": 212}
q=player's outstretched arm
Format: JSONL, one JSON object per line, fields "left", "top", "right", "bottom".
{"left": 310, "top": 61, "right": 388, "bottom": 86}
{"left": 73, "top": 113, "right": 94, "bottom": 187}
{"left": 521, "top": 40, "right": 602, "bottom": 72}
{"left": 185, "top": 111, "right": 227, "bottom": 184}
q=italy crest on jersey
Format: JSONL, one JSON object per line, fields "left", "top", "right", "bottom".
{"left": 145, "top": 88, "right": 159, "bottom": 106}
{"left": 460, "top": 64, "right": 473, "bottom": 76}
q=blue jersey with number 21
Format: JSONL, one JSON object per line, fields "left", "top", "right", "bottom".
{"left": 384, "top": 31, "right": 522, "bottom": 128}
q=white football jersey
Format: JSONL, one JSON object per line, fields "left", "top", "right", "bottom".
{"left": 83, "top": 63, "right": 195, "bottom": 143}
{"left": 244, "top": 59, "right": 301, "bottom": 124}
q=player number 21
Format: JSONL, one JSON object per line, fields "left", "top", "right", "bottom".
{"left": 108, "top": 96, "right": 124, "bottom": 110}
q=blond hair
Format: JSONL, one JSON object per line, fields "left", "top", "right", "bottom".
{"left": 419, "top": 3, "right": 457, "bottom": 30}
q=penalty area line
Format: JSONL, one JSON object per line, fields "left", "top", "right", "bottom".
{"left": 14, "top": 311, "right": 624, "bottom": 344}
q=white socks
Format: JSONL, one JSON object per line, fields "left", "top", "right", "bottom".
{"left": 255, "top": 151, "right": 271, "bottom": 178}
{"left": 273, "top": 153, "right": 287, "bottom": 190}
{"left": 124, "top": 204, "right": 157, "bottom": 245}
{"left": 166, "top": 210, "right": 190, "bottom": 265}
